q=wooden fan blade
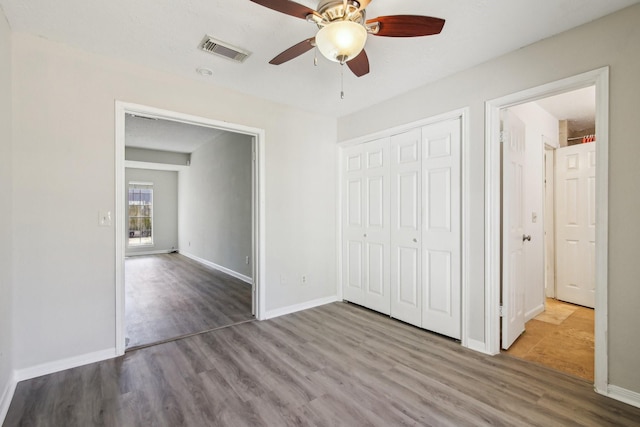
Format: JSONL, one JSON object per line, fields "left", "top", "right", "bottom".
{"left": 250, "top": 0, "right": 318, "bottom": 20}
{"left": 367, "top": 15, "right": 445, "bottom": 37}
{"left": 347, "top": 49, "right": 370, "bottom": 77}
{"left": 269, "top": 38, "right": 315, "bottom": 65}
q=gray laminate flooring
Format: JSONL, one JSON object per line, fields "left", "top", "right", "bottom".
{"left": 5, "top": 302, "right": 640, "bottom": 426}
{"left": 125, "top": 253, "right": 253, "bottom": 349}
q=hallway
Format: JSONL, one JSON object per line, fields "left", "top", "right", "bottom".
{"left": 505, "top": 299, "right": 594, "bottom": 381}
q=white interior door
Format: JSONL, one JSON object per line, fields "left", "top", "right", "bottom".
{"left": 555, "top": 142, "right": 596, "bottom": 308}
{"left": 502, "top": 110, "right": 527, "bottom": 350}
{"left": 342, "top": 138, "right": 391, "bottom": 313}
{"left": 390, "top": 129, "right": 422, "bottom": 327}
{"left": 421, "top": 118, "right": 461, "bottom": 339}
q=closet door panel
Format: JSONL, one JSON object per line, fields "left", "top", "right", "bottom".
{"left": 363, "top": 138, "right": 391, "bottom": 314}
{"left": 346, "top": 179, "right": 363, "bottom": 226}
{"left": 425, "top": 250, "right": 452, "bottom": 314}
{"left": 421, "top": 119, "right": 461, "bottom": 339}
{"left": 342, "top": 138, "right": 390, "bottom": 313}
{"left": 426, "top": 168, "right": 451, "bottom": 231}
{"left": 397, "top": 245, "right": 420, "bottom": 304}
{"left": 367, "top": 176, "right": 384, "bottom": 228}
{"left": 342, "top": 146, "right": 366, "bottom": 305}
{"left": 390, "top": 129, "right": 422, "bottom": 327}
{"left": 366, "top": 242, "right": 385, "bottom": 296}
{"left": 398, "top": 172, "right": 419, "bottom": 229}
{"left": 346, "top": 240, "right": 364, "bottom": 291}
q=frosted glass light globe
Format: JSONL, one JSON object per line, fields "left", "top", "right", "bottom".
{"left": 316, "top": 21, "right": 367, "bottom": 64}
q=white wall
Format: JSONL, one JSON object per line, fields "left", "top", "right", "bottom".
{"left": 125, "top": 168, "right": 178, "bottom": 255}
{"left": 0, "top": 7, "right": 14, "bottom": 420}
{"left": 10, "top": 32, "right": 337, "bottom": 370}
{"left": 509, "top": 102, "right": 559, "bottom": 321}
{"left": 179, "top": 132, "right": 253, "bottom": 278}
{"left": 338, "top": 4, "right": 640, "bottom": 393}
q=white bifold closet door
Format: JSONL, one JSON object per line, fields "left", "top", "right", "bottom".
{"left": 342, "top": 117, "right": 461, "bottom": 340}
{"left": 420, "top": 119, "right": 461, "bottom": 339}
{"left": 390, "top": 128, "right": 423, "bottom": 326}
{"left": 390, "top": 120, "right": 461, "bottom": 338}
{"left": 342, "top": 137, "right": 391, "bottom": 314}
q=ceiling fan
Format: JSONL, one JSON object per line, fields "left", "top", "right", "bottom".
{"left": 250, "top": 0, "right": 445, "bottom": 77}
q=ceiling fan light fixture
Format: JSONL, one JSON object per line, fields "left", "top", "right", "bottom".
{"left": 315, "top": 20, "right": 367, "bottom": 64}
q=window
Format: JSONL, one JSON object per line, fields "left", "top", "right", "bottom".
{"left": 128, "top": 182, "right": 153, "bottom": 247}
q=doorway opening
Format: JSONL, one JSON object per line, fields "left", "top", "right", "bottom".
{"left": 115, "top": 102, "right": 266, "bottom": 355}
{"left": 501, "top": 86, "right": 596, "bottom": 381}
{"left": 485, "top": 67, "right": 609, "bottom": 394}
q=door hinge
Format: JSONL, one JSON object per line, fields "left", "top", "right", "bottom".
{"left": 499, "top": 305, "right": 504, "bottom": 317}
{"left": 252, "top": 151, "right": 256, "bottom": 161}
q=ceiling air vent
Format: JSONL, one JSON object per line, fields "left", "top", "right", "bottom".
{"left": 198, "top": 35, "right": 251, "bottom": 63}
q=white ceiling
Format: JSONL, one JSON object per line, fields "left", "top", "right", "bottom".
{"left": 535, "top": 86, "right": 596, "bottom": 132}
{"left": 1, "top": 0, "right": 637, "bottom": 118}
{"left": 125, "top": 114, "right": 226, "bottom": 153}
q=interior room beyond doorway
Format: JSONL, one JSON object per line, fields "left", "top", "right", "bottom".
{"left": 500, "top": 85, "right": 596, "bottom": 381}
{"left": 123, "top": 113, "right": 256, "bottom": 350}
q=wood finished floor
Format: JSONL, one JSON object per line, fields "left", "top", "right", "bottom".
{"left": 6, "top": 302, "right": 640, "bottom": 427}
{"left": 505, "top": 298, "right": 594, "bottom": 381}
{"left": 125, "top": 253, "right": 253, "bottom": 349}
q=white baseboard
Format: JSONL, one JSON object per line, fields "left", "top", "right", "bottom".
{"left": 14, "top": 348, "right": 117, "bottom": 383}
{"left": 0, "top": 372, "right": 17, "bottom": 425}
{"left": 464, "top": 338, "right": 492, "bottom": 355}
{"left": 525, "top": 304, "right": 545, "bottom": 322}
{"left": 607, "top": 384, "right": 640, "bottom": 409}
{"left": 125, "top": 249, "right": 174, "bottom": 257}
{"left": 180, "top": 251, "right": 253, "bottom": 285}
{"left": 264, "top": 295, "right": 339, "bottom": 320}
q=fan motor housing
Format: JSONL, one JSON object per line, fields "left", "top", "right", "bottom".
{"left": 317, "top": 0, "right": 365, "bottom": 24}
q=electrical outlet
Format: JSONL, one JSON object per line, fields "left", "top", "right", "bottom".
{"left": 301, "top": 275, "right": 307, "bottom": 285}
{"left": 280, "top": 274, "right": 288, "bottom": 285}
{"left": 245, "top": 256, "right": 250, "bottom": 265}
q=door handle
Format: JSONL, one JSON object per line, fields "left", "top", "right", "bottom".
{"left": 412, "top": 238, "right": 418, "bottom": 243}
{"left": 523, "top": 234, "right": 531, "bottom": 242}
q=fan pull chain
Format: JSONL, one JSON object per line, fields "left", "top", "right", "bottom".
{"left": 314, "top": 46, "right": 318, "bottom": 66}
{"left": 340, "top": 63, "right": 345, "bottom": 99}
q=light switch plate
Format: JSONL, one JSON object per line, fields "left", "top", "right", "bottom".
{"left": 99, "top": 210, "right": 112, "bottom": 227}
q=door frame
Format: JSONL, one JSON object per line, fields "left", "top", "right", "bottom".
{"left": 484, "top": 67, "right": 609, "bottom": 393}
{"left": 542, "top": 140, "right": 556, "bottom": 299}
{"left": 114, "top": 101, "right": 267, "bottom": 355}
